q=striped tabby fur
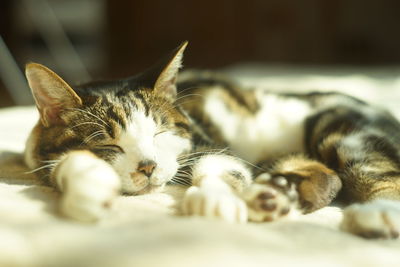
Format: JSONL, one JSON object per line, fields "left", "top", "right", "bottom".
{"left": 24, "top": 42, "right": 400, "bottom": 238}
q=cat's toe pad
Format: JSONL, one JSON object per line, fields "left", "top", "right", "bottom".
{"left": 242, "top": 174, "right": 299, "bottom": 222}
{"left": 341, "top": 199, "right": 400, "bottom": 239}
{"left": 182, "top": 184, "right": 247, "bottom": 223}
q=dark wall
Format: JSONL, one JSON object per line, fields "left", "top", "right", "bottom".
{"left": 2, "top": 0, "right": 400, "bottom": 106}
{"left": 106, "top": 0, "right": 400, "bottom": 76}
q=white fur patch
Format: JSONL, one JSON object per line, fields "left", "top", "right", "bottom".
{"left": 191, "top": 154, "right": 251, "bottom": 186}
{"left": 56, "top": 151, "right": 120, "bottom": 222}
{"left": 182, "top": 154, "right": 251, "bottom": 223}
{"left": 204, "top": 90, "right": 312, "bottom": 163}
{"left": 182, "top": 182, "right": 247, "bottom": 223}
{"left": 113, "top": 110, "right": 190, "bottom": 194}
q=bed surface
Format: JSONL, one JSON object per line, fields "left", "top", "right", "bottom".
{"left": 1, "top": 65, "right": 400, "bottom": 267}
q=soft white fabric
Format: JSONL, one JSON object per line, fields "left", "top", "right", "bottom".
{"left": 1, "top": 65, "right": 400, "bottom": 267}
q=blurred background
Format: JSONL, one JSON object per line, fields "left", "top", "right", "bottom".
{"left": 1, "top": 0, "right": 400, "bottom": 107}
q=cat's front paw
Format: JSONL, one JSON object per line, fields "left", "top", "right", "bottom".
{"left": 242, "top": 173, "right": 299, "bottom": 222}
{"left": 57, "top": 152, "right": 121, "bottom": 222}
{"left": 341, "top": 199, "right": 400, "bottom": 239}
{"left": 182, "top": 181, "right": 247, "bottom": 223}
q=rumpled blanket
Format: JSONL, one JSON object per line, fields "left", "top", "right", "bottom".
{"left": 1, "top": 65, "right": 400, "bottom": 267}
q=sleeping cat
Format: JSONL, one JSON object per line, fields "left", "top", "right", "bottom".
{"left": 24, "top": 42, "right": 400, "bottom": 239}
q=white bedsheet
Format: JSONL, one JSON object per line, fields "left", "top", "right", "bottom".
{"left": 1, "top": 65, "right": 400, "bottom": 267}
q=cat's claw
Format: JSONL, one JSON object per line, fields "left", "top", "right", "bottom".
{"left": 182, "top": 183, "right": 248, "bottom": 223}
{"left": 341, "top": 199, "right": 400, "bottom": 239}
{"left": 242, "top": 173, "right": 299, "bottom": 222}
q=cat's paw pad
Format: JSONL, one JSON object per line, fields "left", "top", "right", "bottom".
{"left": 58, "top": 153, "right": 120, "bottom": 222}
{"left": 341, "top": 199, "right": 400, "bottom": 239}
{"left": 242, "top": 173, "right": 299, "bottom": 222}
{"left": 182, "top": 183, "right": 247, "bottom": 223}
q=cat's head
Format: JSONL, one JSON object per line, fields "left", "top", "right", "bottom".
{"left": 25, "top": 42, "right": 192, "bottom": 194}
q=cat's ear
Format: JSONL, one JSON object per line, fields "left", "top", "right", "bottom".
{"left": 25, "top": 63, "right": 82, "bottom": 127}
{"left": 139, "top": 41, "right": 188, "bottom": 100}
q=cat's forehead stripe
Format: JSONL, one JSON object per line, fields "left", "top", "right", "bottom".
{"left": 106, "top": 106, "right": 128, "bottom": 130}
{"left": 133, "top": 91, "right": 150, "bottom": 116}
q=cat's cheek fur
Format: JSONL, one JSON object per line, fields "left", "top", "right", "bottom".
{"left": 150, "top": 159, "right": 178, "bottom": 186}
{"left": 153, "top": 132, "right": 191, "bottom": 185}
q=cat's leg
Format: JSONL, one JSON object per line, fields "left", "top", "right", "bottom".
{"left": 51, "top": 150, "right": 120, "bottom": 222}
{"left": 307, "top": 108, "right": 400, "bottom": 238}
{"left": 243, "top": 154, "right": 342, "bottom": 222}
{"left": 182, "top": 154, "right": 252, "bottom": 223}
{"left": 332, "top": 144, "right": 400, "bottom": 238}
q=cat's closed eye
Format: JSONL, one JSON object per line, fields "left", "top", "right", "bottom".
{"left": 154, "top": 130, "right": 167, "bottom": 137}
{"left": 94, "top": 145, "right": 125, "bottom": 154}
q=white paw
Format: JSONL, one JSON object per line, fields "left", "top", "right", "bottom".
{"left": 57, "top": 152, "right": 121, "bottom": 222}
{"left": 182, "top": 180, "right": 247, "bottom": 223}
{"left": 341, "top": 199, "right": 400, "bottom": 239}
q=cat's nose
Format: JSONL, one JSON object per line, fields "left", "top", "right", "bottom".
{"left": 137, "top": 160, "right": 157, "bottom": 178}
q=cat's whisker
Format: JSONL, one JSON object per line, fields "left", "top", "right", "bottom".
{"left": 178, "top": 147, "right": 263, "bottom": 171}
{"left": 172, "top": 175, "right": 191, "bottom": 181}
{"left": 177, "top": 158, "right": 201, "bottom": 165}
{"left": 169, "top": 181, "right": 191, "bottom": 186}
{"left": 170, "top": 176, "right": 192, "bottom": 186}
{"left": 174, "top": 93, "right": 204, "bottom": 103}
{"left": 163, "top": 99, "right": 202, "bottom": 114}
{"left": 177, "top": 149, "right": 228, "bottom": 158}
{"left": 25, "top": 163, "right": 58, "bottom": 174}
{"left": 173, "top": 176, "right": 192, "bottom": 182}
{"left": 82, "top": 130, "right": 107, "bottom": 144}
{"left": 176, "top": 86, "right": 201, "bottom": 97}
{"left": 232, "top": 157, "right": 264, "bottom": 171}
{"left": 177, "top": 163, "right": 196, "bottom": 169}
{"left": 176, "top": 169, "right": 192, "bottom": 176}
{"left": 171, "top": 181, "right": 191, "bottom": 186}
{"left": 68, "top": 108, "right": 111, "bottom": 130}
{"left": 152, "top": 93, "right": 204, "bottom": 117}
{"left": 177, "top": 148, "right": 231, "bottom": 160}
{"left": 71, "top": 121, "right": 106, "bottom": 130}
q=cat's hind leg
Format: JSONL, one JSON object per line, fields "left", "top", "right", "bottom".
{"left": 338, "top": 161, "right": 400, "bottom": 239}
{"left": 306, "top": 105, "right": 400, "bottom": 238}
{"left": 335, "top": 150, "right": 400, "bottom": 239}
{"left": 52, "top": 150, "right": 120, "bottom": 222}
{"left": 243, "top": 154, "right": 342, "bottom": 222}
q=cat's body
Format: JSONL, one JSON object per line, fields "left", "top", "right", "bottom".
{"left": 178, "top": 71, "right": 400, "bottom": 201}
{"left": 24, "top": 43, "right": 400, "bottom": 238}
